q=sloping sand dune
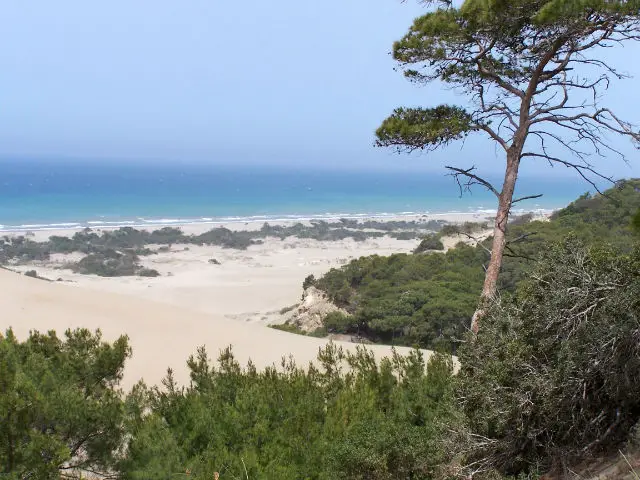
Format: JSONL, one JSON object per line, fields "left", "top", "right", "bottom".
{"left": 1, "top": 268, "right": 435, "bottom": 390}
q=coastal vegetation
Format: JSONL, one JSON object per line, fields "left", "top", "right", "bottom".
{"left": 0, "top": 219, "right": 449, "bottom": 277}
{"left": 0, "top": 329, "right": 130, "bottom": 478}
{"left": 4, "top": 0, "right": 640, "bottom": 478}
{"left": 301, "top": 180, "right": 640, "bottom": 350}
{"left": 3, "top": 231, "right": 640, "bottom": 478}
{"left": 376, "top": 0, "right": 640, "bottom": 330}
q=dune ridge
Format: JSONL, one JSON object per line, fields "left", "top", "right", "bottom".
{"left": 1, "top": 267, "right": 437, "bottom": 390}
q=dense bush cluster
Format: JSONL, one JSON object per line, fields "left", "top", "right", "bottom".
{"left": 309, "top": 180, "right": 640, "bottom": 349}
{"left": 312, "top": 245, "right": 486, "bottom": 349}
{"left": 121, "top": 346, "right": 457, "bottom": 480}
{"left": 0, "top": 329, "right": 457, "bottom": 479}
{"left": 0, "top": 329, "right": 130, "bottom": 478}
{"left": 457, "top": 238, "right": 640, "bottom": 475}
{"left": 414, "top": 233, "right": 445, "bottom": 252}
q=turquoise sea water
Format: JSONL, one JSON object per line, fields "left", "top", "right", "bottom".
{"left": 0, "top": 158, "right": 591, "bottom": 231}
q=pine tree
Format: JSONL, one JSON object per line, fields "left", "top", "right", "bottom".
{"left": 376, "top": 0, "right": 640, "bottom": 331}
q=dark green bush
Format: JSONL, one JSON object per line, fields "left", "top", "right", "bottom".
{"left": 137, "top": 268, "right": 161, "bottom": 277}
{"left": 323, "top": 311, "right": 356, "bottom": 333}
{"left": 70, "top": 251, "right": 140, "bottom": 277}
{"left": 315, "top": 247, "right": 485, "bottom": 349}
{"left": 120, "top": 345, "right": 458, "bottom": 479}
{"left": 457, "top": 238, "right": 640, "bottom": 475}
{"left": 414, "top": 234, "right": 445, "bottom": 253}
{"left": 0, "top": 329, "right": 129, "bottom": 478}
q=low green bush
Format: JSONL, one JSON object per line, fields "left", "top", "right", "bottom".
{"left": 414, "top": 234, "right": 445, "bottom": 253}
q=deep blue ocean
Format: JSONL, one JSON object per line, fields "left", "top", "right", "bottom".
{"left": 0, "top": 158, "right": 591, "bottom": 231}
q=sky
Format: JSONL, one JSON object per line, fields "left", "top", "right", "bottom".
{"left": 1, "top": 1, "right": 639, "bottom": 177}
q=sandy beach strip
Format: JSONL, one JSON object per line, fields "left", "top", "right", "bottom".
{"left": 1, "top": 212, "right": 545, "bottom": 388}
{"left": 2, "top": 213, "right": 509, "bottom": 323}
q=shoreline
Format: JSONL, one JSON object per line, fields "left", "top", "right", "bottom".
{"left": 0, "top": 211, "right": 546, "bottom": 388}
{"left": 2, "top": 211, "right": 545, "bottom": 326}
{"left": 0, "top": 207, "right": 556, "bottom": 234}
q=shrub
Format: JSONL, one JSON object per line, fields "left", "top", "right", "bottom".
{"left": 302, "top": 274, "right": 316, "bottom": 290}
{"left": 138, "top": 268, "right": 161, "bottom": 277}
{"left": 279, "top": 303, "right": 299, "bottom": 315}
{"left": 0, "top": 329, "right": 129, "bottom": 478}
{"left": 120, "top": 345, "right": 458, "bottom": 479}
{"left": 414, "top": 234, "right": 445, "bottom": 253}
{"left": 269, "top": 323, "right": 305, "bottom": 335}
{"left": 308, "top": 327, "right": 328, "bottom": 338}
{"left": 323, "top": 311, "right": 356, "bottom": 333}
{"left": 457, "top": 238, "right": 640, "bottom": 475}
{"left": 71, "top": 252, "right": 139, "bottom": 277}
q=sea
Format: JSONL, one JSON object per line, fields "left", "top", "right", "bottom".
{"left": 0, "top": 158, "right": 592, "bottom": 232}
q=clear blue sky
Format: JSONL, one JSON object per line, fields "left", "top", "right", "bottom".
{"left": 1, "top": 1, "right": 639, "bottom": 177}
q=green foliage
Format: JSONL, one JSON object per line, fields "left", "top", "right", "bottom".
{"left": 376, "top": 106, "right": 477, "bottom": 151}
{"left": 69, "top": 250, "right": 146, "bottom": 277}
{"left": 302, "top": 274, "right": 316, "bottom": 290}
{"left": 313, "top": 180, "right": 640, "bottom": 350}
{"left": 414, "top": 234, "right": 445, "bottom": 253}
{"left": 316, "top": 246, "right": 486, "bottom": 349}
{"left": 457, "top": 238, "right": 640, "bottom": 474}
{"left": 120, "top": 345, "right": 458, "bottom": 479}
{"left": 631, "top": 208, "right": 640, "bottom": 234}
{"left": 137, "top": 268, "right": 161, "bottom": 278}
{"left": 0, "top": 328, "right": 130, "bottom": 478}
{"left": 499, "top": 179, "right": 640, "bottom": 288}
{"left": 323, "top": 311, "right": 357, "bottom": 334}
{"left": 269, "top": 323, "right": 305, "bottom": 335}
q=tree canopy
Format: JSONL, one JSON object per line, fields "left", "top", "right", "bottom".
{"left": 0, "top": 328, "right": 130, "bottom": 478}
{"left": 307, "top": 179, "right": 640, "bottom": 349}
{"left": 376, "top": 0, "right": 640, "bottom": 330}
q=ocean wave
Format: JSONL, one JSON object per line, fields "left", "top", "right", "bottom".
{"left": 87, "top": 220, "right": 137, "bottom": 225}
{"left": 0, "top": 207, "right": 558, "bottom": 233}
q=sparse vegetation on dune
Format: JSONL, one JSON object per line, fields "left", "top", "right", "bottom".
{"left": 0, "top": 219, "right": 450, "bottom": 277}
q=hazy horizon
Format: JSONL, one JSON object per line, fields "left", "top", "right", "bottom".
{"left": 1, "top": 1, "right": 640, "bottom": 178}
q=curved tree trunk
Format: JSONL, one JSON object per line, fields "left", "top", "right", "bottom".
{"left": 471, "top": 150, "right": 521, "bottom": 333}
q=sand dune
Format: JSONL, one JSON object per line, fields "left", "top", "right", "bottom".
{"left": 1, "top": 267, "right": 436, "bottom": 391}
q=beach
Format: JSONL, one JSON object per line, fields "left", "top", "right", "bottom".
{"left": 0, "top": 212, "right": 504, "bottom": 388}
{"left": 4, "top": 213, "right": 496, "bottom": 320}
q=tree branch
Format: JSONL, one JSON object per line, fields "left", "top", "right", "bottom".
{"left": 445, "top": 166, "right": 500, "bottom": 198}
{"left": 512, "top": 194, "right": 543, "bottom": 204}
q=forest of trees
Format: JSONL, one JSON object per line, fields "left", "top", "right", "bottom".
{"left": 304, "top": 180, "right": 640, "bottom": 350}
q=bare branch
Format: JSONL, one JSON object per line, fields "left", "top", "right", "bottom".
{"left": 512, "top": 194, "right": 543, "bottom": 204}
{"left": 445, "top": 166, "right": 500, "bottom": 198}
{"left": 521, "top": 152, "right": 614, "bottom": 194}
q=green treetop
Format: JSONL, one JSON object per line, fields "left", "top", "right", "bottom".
{"left": 377, "top": 0, "right": 640, "bottom": 331}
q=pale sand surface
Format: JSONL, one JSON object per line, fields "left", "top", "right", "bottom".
{"left": 1, "top": 267, "right": 439, "bottom": 390}
{"left": 7, "top": 213, "right": 496, "bottom": 325}
{"left": 1, "top": 213, "right": 507, "bottom": 388}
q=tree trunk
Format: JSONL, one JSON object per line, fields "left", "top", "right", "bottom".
{"left": 471, "top": 150, "right": 521, "bottom": 333}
